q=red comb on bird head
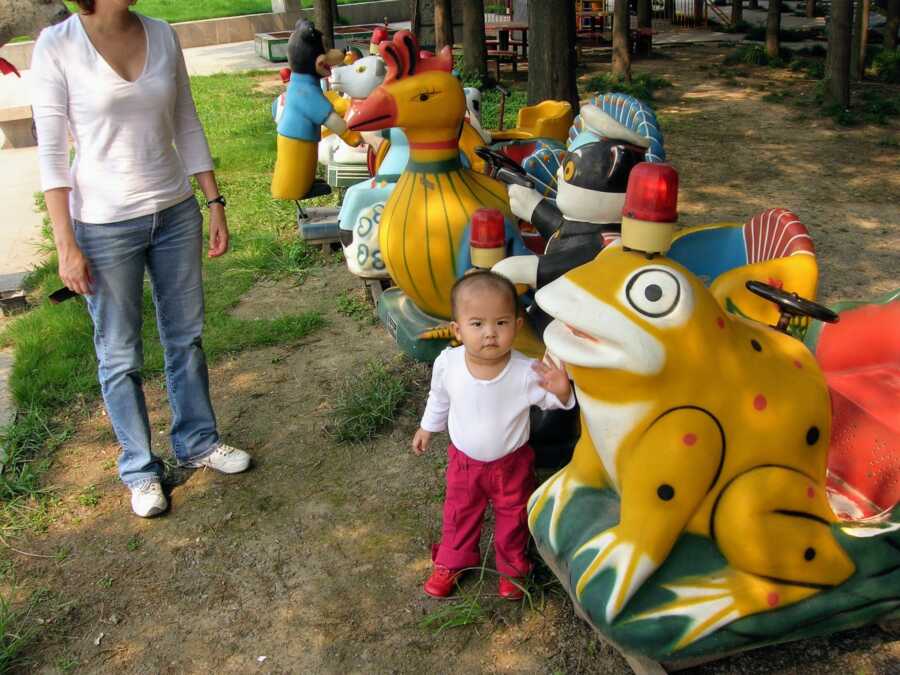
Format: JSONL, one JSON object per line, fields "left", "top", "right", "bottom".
{"left": 378, "top": 30, "right": 452, "bottom": 85}
{"left": 0, "top": 57, "right": 21, "bottom": 78}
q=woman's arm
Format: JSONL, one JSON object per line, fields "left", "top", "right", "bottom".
{"left": 46, "top": 188, "right": 93, "bottom": 295}
{"left": 170, "top": 28, "right": 227, "bottom": 258}
{"left": 31, "top": 35, "right": 93, "bottom": 294}
{"left": 194, "top": 170, "right": 228, "bottom": 258}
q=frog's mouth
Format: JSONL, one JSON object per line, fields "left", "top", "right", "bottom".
{"left": 537, "top": 276, "right": 664, "bottom": 375}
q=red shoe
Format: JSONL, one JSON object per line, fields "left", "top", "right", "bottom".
{"left": 424, "top": 564, "right": 460, "bottom": 597}
{"left": 498, "top": 576, "right": 525, "bottom": 600}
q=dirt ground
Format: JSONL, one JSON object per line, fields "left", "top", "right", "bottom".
{"left": 5, "top": 44, "right": 900, "bottom": 674}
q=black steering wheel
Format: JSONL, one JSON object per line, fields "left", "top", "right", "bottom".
{"left": 474, "top": 147, "right": 533, "bottom": 188}
{"left": 745, "top": 280, "right": 839, "bottom": 332}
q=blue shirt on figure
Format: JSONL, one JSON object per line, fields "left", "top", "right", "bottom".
{"left": 277, "top": 73, "right": 334, "bottom": 142}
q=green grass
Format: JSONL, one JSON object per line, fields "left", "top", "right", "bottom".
{"left": 0, "top": 587, "right": 46, "bottom": 672}
{"left": 335, "top": 291, "right": 375, "bottom": 324}
{"left": 59, "top": 0, "right": 367, "bottom": 25}
{"left": 871, "top": 48, "right": 900, "bottom": 84}
{"left": 330, "top": 359, "right": 410, "bottom": 443}
{"left": 0, "top": 70, "right": 328, "bottom": 538}
{"left": 480, "top": 88, "right": 529, "bottom": 130}
{"left": 584, "top": 73, "right": 673, "bottom": 104}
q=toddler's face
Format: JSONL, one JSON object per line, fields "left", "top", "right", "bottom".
{"left": 451, "top": 287, "right": 522, "bottom": 362}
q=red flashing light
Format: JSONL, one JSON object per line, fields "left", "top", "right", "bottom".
{"left": 622, "top": 163, "right": 679, "bottom": 224}
{"left": 470, "top": 209, "right": 506, "bottom": 249}
{"left": 371, "top": 27, "right": 389, "bottom": 45}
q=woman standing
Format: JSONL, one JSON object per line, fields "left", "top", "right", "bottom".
{"left": 31, "top": 0, "right": 251, "bottom": 518}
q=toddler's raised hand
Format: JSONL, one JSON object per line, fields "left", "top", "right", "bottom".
{"left": 412, "top": 428, "right": 432, "bottom": 455}
{"left": 532, "top": 358, "right": 572, "bottom": 402}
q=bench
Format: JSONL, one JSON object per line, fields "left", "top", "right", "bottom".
{"left": 0, "top": 105, "right": 35, "bottom": 149}
{"left": 486, "top": 49, "right": 518, "bottom": 80}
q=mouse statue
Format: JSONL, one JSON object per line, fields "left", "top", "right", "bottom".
{"left": 271, "top": 19, "right": 362, "bottom": 201}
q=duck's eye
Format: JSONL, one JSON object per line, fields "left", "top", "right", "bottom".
{"left": 563, "top": 160, "right": 576, "bottom": 182}
{"left": 625, "top": 268, "right": 681, "bottom": 318}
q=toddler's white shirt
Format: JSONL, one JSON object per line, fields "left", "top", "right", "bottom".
{"left": 31, "top": 14, "right": 213, "bottom": 223}
{"left": 420, "top": 347, "right": 576, "bottom": 462}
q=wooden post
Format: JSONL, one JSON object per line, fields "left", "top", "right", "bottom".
{"left": 314, "top": 0, "right": 335, "bottom": 49}
{"left": 613, "top": 0, "right": 632, "bottom": 80}
{"left": 887, "top": 0, "right": 900, "bottom": 50}
{"left": 850, "top": 0, "right": 862, "bottom": 80}
{"left": 826, "top": 0, "right": 852, "bottom": 108}
{"left": 766, "top": 0, "right": 782, "bottom": 58}
{"left": 435, "top": 0, "right": 455, "bottom": 50}
{"left": 462, "top": 0, "right": 487, "bottom": 81}
{"left": 732, "top": 0, "right": 743, "bottom": 25}
{"left": 806, "top": 0, "right": 816, "bottom": 18}
{"left": 858, "top": 0, "right": 870, "bottom": 80}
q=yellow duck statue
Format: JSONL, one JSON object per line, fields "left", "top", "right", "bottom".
{"left": 348, "top": 30, "right": 511, "bottom": 321}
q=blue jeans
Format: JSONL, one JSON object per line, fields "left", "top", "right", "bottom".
{"left": 75, "top": 197, "right": 219, "bottom": 487}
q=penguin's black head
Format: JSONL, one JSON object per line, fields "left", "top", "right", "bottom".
{"left": 288, "top": 20, "right": 326, "bottom": 77}
{"left": 560, "top": 139, "right": 646, "bottom": 194}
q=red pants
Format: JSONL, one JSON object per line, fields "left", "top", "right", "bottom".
{"left": 433, "top": 443, "right": 536, "bottom": 577}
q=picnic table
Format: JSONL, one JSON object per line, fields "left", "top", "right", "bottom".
{"left": 484, "top": 20, "right": 528, "bottom": 79}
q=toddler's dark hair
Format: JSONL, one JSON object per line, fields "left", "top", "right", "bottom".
{"left": 450, "top": 270, "right": 519, "bottom": 320}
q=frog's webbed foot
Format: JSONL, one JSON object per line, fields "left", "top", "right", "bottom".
{"left": 528, "top": 467, "right": 585, "bottom": 553}
{"left": 418, "top": 325, "right": 459, "bottom": 345}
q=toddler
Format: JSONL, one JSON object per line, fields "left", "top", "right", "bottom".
{"left": 412, "top": 270, "right": 574, "bottom": 599}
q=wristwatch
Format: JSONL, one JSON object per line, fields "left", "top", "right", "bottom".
{"left": 206, "top": 195, "right": 227, "bottom": 208}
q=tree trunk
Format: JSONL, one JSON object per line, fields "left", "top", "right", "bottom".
{"left": 766, "top": 0, "right": 781, "bottom": 58}
{"left": 527, "top": 0, "right": 579, "bottom": 110}
{"left": 612, "top": 0, "right": 632, "bottom": 80}
{"left": 638, "top": 0, "right": 652, "bottom": 28}
{"left": 637, "top": 0, "right": 652, "bottom": 56}
{"left": 749, "top": 0, "right": 758, "bottom": 9}
{"left": 806, "top": 0, "right": 815, "bottom": 17}
{"left": 732, "top": 0, "right": 743, "bottom": 25}
{"left": 434, "top": 0, "right": 454, "bottom": 50}
{"left": 411, "top": 0, "right": 421, "bottom": 38}
{"left": 314, "top": 0, "right": 335, "bottom": 49}
{"left": 850, "top": 0, "right": 862, "bottom": 79}
{"left": 462, "top": 0, "right": 487, "bottom": 80}
{"left": 887, "top": 0, "right": 900, "bottom": 50}
{"left": 857, "top": 0, "right": 870, "bottom": 79}
{"left": 664, "top": 0, "right": 675, "bottom": 19}
{"left": 826, "top": 0, "right": 852, "bottom": 108}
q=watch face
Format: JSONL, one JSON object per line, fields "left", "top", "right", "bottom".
{"left": 209, "top": 196, "right": 226, "bottom": 208}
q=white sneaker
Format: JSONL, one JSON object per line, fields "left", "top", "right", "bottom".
{"left": 185, "top": 444, "right": 251, "bottom": 474}
{"left": 130, "top": 480, "right": 167, "bottom": 518}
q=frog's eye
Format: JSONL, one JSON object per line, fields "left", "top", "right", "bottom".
{"left": 356, "top": 65, "right": 367, "bottom": 73}
{"left": 563, "top": 160, "right": 576, "bottom": 182}
{"left": 625, "top": 268, "right": 681, "bottom": 318}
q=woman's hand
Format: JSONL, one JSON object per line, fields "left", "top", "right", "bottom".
{"left": 412, "top": 428, "right": 432, "bottom": 456}
{"left": 208, "top": 205, "right": 229, "bottom": 258}
{"left": 532, "top": 358, "right": 572, "bottom": 402}
{"left": 58, "top": 245, "right": 93, "bottom": 296}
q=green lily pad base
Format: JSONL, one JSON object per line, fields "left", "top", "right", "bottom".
{"left": 531, "top": 486, "right": 900, "bottom": 666}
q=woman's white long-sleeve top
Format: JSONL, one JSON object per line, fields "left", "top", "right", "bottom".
{"left": 30, "top": 14, "right": 213, "bottom": 223}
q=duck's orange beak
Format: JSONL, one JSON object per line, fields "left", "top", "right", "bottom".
{"left": 348, "top": 87, "right": 397, "bottom": 131}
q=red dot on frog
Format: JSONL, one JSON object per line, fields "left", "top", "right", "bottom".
{"left": 767, "top": 592, "right": 780, "bottom": 607}
{"left": 683, "top": 433, "right": 697, "bottom": 446}
{"left": 794, "top": 360, "right": 803, "bottom": 369}
{"left": 716, "top": 317, "right": 725, "bottom": 329}
{"left": 807, "top": 487, "right": 815, "bottom": 499}
{"left": 754, "top": 394, "right": 767, "bottom": 411}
